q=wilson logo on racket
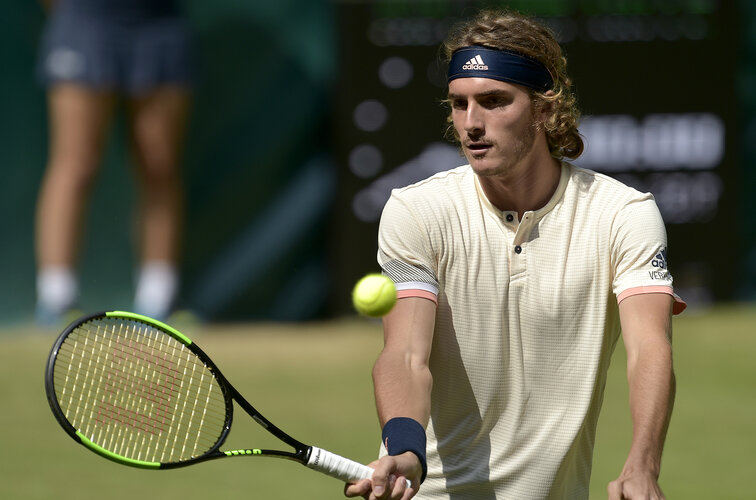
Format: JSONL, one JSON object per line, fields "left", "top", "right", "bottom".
{"left": 96, "top": 337, "right": 176, "bottom": 434}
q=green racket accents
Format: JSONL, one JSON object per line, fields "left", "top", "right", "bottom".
{"left": 76, "top": 432, "right": 161, "bottom": 469}
{"left": 106, "top": 310, "right": 193, "bottom": 346}
{"left": 224, "top": 449, "right": 263, "bottom": 456}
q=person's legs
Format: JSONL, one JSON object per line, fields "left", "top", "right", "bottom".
{"left": 35, "top": 84, "right": 116, "bottom": 321}
{"left": 128, "top": 86, "right": 190, "bottom": 319}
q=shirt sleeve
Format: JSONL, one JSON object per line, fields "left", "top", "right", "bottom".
{"left": 611, "top": 195, "right": 687, "bottom": 315}
{"left": 377, "top": 191, "right": 440, "bottom": 303}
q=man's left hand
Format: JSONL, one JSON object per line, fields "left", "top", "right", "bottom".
{"left": 608, "top": 470, "right": 666, "bottom": 500}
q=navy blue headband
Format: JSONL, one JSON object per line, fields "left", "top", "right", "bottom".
{"left": 447, "top": 46, "right": 553, "bottom": 92}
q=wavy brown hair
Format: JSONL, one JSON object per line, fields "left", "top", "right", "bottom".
{"left": 442, "top": 10, "right": 583, "bottom": 159}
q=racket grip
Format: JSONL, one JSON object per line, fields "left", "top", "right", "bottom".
{"left": 306, "top": 446, "right": 412, "bottom": 489}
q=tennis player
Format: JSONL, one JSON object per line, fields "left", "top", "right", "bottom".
{"left": 346, "top": 9, "right": 685, "bottom": 500}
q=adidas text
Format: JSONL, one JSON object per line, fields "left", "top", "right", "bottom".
{"left": 463, "top": 63, "right": 488, "bottom": 70}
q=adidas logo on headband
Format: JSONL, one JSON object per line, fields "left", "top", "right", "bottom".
{"left": 462, "top": 55, "right": 488, "bottom": 71}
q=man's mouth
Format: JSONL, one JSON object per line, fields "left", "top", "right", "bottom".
{"left": 466, "top": 142, "right": 492, "bottom": 155}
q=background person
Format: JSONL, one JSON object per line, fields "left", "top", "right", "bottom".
{"left": 35, "top": 0, "right": 193, "bottom": 323}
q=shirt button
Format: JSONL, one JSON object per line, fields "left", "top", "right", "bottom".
{"left": 506, "top": 214, "right": 514, "bottom": 222}
{"left": 515, "top": 245, "right": 522, "bottom": 254}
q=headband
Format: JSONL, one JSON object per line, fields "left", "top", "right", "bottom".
{"left": 447, "top": 46, "right": 553, "bottom": 92}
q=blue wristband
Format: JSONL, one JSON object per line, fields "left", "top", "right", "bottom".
{"left": 381, "top": 417, "right": 427, "bottom": 483}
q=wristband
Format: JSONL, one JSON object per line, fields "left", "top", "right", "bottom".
{"left": 381, "top": 417, "right": 428, "bottom": 483}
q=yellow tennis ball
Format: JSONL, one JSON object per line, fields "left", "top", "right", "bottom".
{"left": 352, "top": 274, "right": 397, "bottom": 317}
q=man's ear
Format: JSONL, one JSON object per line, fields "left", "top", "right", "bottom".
{"left": 536, "top": 90, "right": 556, "bottom": 122}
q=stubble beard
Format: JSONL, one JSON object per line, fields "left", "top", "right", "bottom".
{"left": 467, "top": 120, "right": 537, "bottom": 179}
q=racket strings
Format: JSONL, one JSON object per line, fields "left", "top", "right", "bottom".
{"left": 52, "top": 319, "right": 227, "bottom": 464}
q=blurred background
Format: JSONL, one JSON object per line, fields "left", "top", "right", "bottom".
{"left": 1, "top": 0, "right": 755, "bottom": 324}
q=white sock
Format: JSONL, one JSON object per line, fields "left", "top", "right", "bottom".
{"left": 134, "top": 261, "right": 178, "bottom": 319}
{"left": 37, "top": 267, "right": 78, "bottom": 314}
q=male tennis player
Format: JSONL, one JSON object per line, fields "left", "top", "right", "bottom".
{"left": 346, "top": 9, "right": 685, "bottom": 500}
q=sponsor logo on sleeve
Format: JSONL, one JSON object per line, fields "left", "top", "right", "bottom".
{"left": 649, "top": 247, "right": 672, "bottom": 281}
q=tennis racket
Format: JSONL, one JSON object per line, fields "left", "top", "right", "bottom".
{"left": 45, "top": 310, "right": 393, "bottom": 486}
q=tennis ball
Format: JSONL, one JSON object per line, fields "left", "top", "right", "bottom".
{"left": 352, "top": 274, "right": 397, "bottom": 317}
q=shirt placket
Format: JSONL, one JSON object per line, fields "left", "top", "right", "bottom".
{"left": 503, "top": 211, "right": 536, "bottom": 278}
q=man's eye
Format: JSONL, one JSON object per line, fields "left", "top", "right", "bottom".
{"left": 451, "top": 100, "right": 467, "bottom": 110}
{"left": 483, "top": 97, "right": 510, "bottom": 108}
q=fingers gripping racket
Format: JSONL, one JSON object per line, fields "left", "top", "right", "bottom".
{"left": 45, "top": 311, "right": 379, "bottom": 484}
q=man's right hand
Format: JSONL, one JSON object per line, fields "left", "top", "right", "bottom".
{"left": 344, "top": 452, "right": 422, "bottom": 500}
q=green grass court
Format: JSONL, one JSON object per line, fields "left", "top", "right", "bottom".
{"left": 1, "top": 305, "right": 753, "bottom": 499}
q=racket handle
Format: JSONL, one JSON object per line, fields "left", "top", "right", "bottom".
{"left": 306, "top": 446, "right": 412, "bottom": 489}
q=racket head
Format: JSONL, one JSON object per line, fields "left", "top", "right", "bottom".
{"left": 45, "top": 311, "right": 233, "bottom": 468}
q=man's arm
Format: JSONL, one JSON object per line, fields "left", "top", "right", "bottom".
{"left": 374, "top": 296, "right": 436, "bottom": 427}
{"left": 609, "top": 292, "right": 676, "bottom": 500}
{"left": 345, "top": 296, "right": 436, "bottom": 500}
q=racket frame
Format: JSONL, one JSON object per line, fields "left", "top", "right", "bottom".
{"left": 45, "top": 311, "right": 312, "bottom": 469}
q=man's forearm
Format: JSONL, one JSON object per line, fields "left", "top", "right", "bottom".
{"left": 624, "top": 340, "right": 675, "bottom": 475}
{"left": 373, "top": 348, "right": 433, "bottom": 427}
{"left": 373, "top": 296, "right": 436, "bottom": 427}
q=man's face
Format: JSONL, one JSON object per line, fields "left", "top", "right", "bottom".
{"left": 448, "top": 77, "right": 539, "bottom": 178}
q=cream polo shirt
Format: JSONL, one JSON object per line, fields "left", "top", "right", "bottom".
{"left": 377, "top": 162, "right": 685, "bottom": 500}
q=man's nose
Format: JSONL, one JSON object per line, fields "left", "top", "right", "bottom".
{"left": 463, "top": 103, "right": 484, "bottom": 135}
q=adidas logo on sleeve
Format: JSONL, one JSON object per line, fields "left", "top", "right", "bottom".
{"left": 651, "top": 248, "right": 668, "bottom": 269}
{"left": 462, "top": 54, "right": 488, "bottom": 71}
{"left": 648, "top": 247, "right": 672, "bottom": 281}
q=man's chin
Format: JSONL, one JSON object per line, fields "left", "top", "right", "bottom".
{"left": 469, "top": 158, "right": 507, "bottom": 177}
